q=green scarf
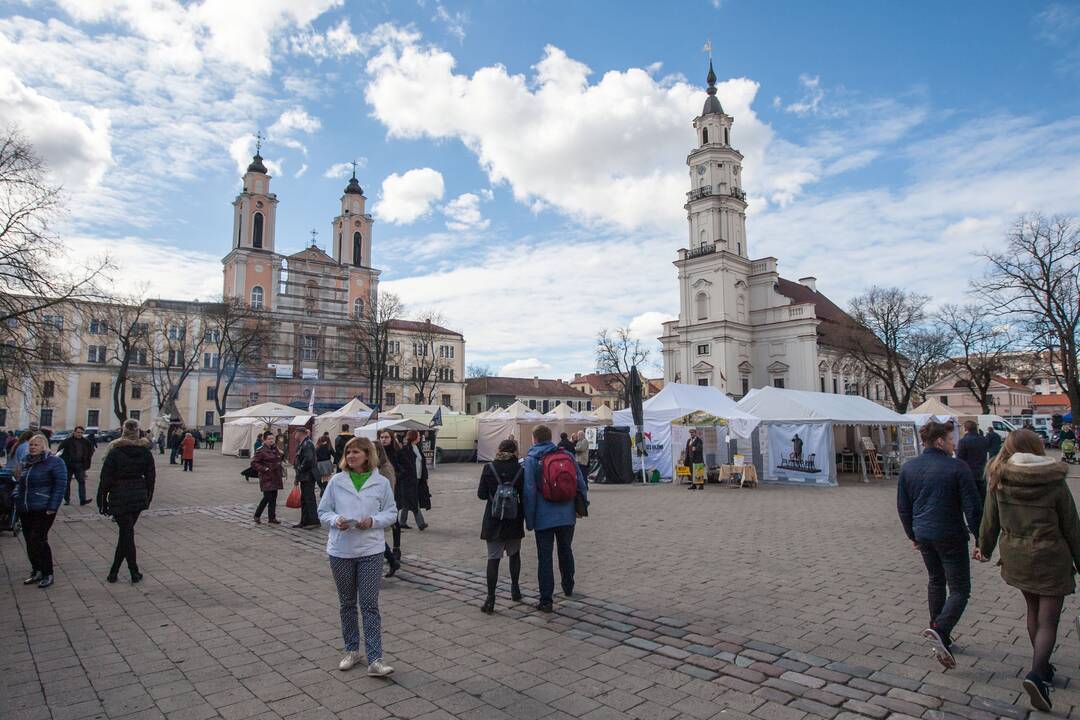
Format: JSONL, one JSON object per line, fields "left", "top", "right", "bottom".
{"left": 348, "top": 470, "right": 372, "bottom": 492}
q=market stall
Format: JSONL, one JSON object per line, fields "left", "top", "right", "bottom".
{"left": 220, "top": 402, "right": 301, "bottom": 456}
{"left": 314, "top": 398, "right": 372, "bottom": 439}
{"left": 735, "top": 387, "right": 917, "bottom": 486}
{"left": 612, "top": 383, "right": 760, "bottom": 481}
{"left": 476, "top": 401, "right": 599, "bottom": 461}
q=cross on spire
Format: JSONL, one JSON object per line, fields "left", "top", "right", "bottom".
{"left": 310, "top": 228, "right": 318, "bottom": 246}
{"left": 255, "top": 130, "right": 263, "bottom": 155}
{"left": 350, "top": 159, "right": 358, "bottom": 179}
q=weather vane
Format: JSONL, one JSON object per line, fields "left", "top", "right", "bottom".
{"left": 255, "top": 130, "right": 263, "bottom": 154}
{"left": 703, "top": 40, "right": 712, "bottom": 60}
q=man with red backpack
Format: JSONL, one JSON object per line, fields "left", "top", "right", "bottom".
{"left": 523, "top": 424, "right": 589, "bottom": 613}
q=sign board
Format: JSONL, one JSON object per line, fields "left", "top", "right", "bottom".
{"left": 269, "top": 364, "right": 293, "bottom": 379}
{"left": 301, "top": 368, "right": 318, "bottom": 380}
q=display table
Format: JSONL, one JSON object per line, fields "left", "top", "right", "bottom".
{"left": 718, "top": 464, "right": 758, "bottom": 488}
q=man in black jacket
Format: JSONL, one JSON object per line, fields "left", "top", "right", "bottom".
{"left": 293, "top": 428, "right": 320, "bottom": 528}
{"left": 58, "top": 426, "right": 95, "bottom": 506}
{"left": 333, "top": 424, "right": 352, "bottom": 465}
{"left": 955, "top": 420, "right": 989, "bottom": 500}
{"left": 897, "top": 421, "right": 981, "bottom": 670}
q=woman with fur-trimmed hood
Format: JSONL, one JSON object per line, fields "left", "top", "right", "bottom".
{"left": 97, "top": 419, "right": 156, "bottom": 584}
{"left": 976, "top": 429, "right": 1080, "bottom": 712}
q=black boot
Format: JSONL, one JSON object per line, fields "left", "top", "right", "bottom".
{"left": 384, "top": 544, "right": 401, "bottom": 578}
{"left": 509, "top": 553, "right": 522, "bottom": 600}
{"left": 483, "top": 558, "right": 500, "bottom": 613}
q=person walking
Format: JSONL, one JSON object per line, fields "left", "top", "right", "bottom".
{"left": 58, "top": 425, "right": 95, "bottom": 506}
{"left": 334, "top": 424, "right": 353, "bottom": 465}
{"left": 180, "top": 432, "right": 196, "bottom": 472}
{"left": 574, "top": 430, "right": 590, "bottom": 480}
{"left": 523, "top": 424, "right": 588, "bottom": 613}
{"left": 558, "top": 432, "right": 576, "bottom": 455}
{"left": 986, "top": 426, "right": 1003, "bottom": 459}
{"left": 13, "top": 433, "right": 67, "bottom": 588}
{"left": 374, "top": 434, "right": 402, "bottom": 577}
{"left": 976, "top": 429, "right": 1080, "bottom": 712}
{"left": 897, "top": 421, "right": 982, "bottom": 669}
{"left": 206, "top": 431, "right": 216, "bottom": 450}
{"left": 156, "top": 430, "right": 165, "bottom": 455}
{"left": 168, "top": 428, "right": 182, "bottom": 465}
{"left": 293, "top": 427, "right": 320, "bottom": 528}
{"left": 478, "top": 438, "right": 525, "bottom": 613}
{"left": 316, "top": 433, "right": 335, "bottom": 497}
{"left": 5, "top": 430, "right": 32, "bottom": 472}
{"left": 318, "top": 436, "right": 397, "bottom": 676}
{"left": 956, "top": 420, "right": 990, "bottom": 501}
{"left": 251, "top": 431, "right": 284, "bottom": 525}
{"left": 396, "top": 430, "right": 429, "bottom": 530}
{"left": 97, "top": 420, "right": 155, "bottom": 584}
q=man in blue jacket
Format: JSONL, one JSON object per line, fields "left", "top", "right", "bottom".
{"left": 955, "top": 420, "right": 989, "bottom": 501}
{"left": 897, "top": 421, "right": 981, "bottom": 670}
{"left": 523, "top": 424, "right": 589, "bottom": 613}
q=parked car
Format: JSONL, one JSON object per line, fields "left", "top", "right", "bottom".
{"left": 98, "top": 428, "right": 122, "bottom": 443}
{"left": 49, "top": 429, "right": 73, "bottom": 446}
{"left": 1035, "top": 428, "right": 1051, "bottom": 445}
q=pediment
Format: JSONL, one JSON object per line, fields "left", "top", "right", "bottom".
{"left": 692, "top": 360, "right": 714, "bottom": 372}
{"left": 767, "top": 360, "right": 790, "bottom": 373}
{"left": 737, "top": 360, "right": 753, "bottom": 373}
{"left": 691, "top": 277, "right": 713, "bottom": 289}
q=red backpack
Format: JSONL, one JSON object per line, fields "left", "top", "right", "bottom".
{"left": 540, "top": 450, "right": 578, "bottom": 502}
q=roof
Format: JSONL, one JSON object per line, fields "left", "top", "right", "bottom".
{"left": 911, "top": 397, "right": 954, "bottom": 415}
{"left": 992, "top": 374, "right": 1034, "bottom": 391}
{"left": 387, "top": 319, "right": 463, "bottom": 338}
{"left": 288, "top": 245, "right": 336, "bottom": 263}
{"left": 465, "top": 376, "right": 589, "bottom": 399}
{"left": 774, "top": 278, "right": 887, "bottom": 355}
{"left": 613, "top": 382, "right": 760, "bottom": 438}
{"left": 736, "top": 386, "right": 912, "bottom": 425}
{"left": 926, "top": 373, "right": 1035, "bottom": 394}
{"left": 247, "top": 153, "right": 267, "bottom": 174}
{"left": 702, "top": 60, "right": 724, "bottom": 116}
{"left": 571, "top": 372, "right": 622, "bottom": 393}
{"left": 343, "top": 173, "right": 364, "bottom": 196}
{"left": 1032, "top": 393, "right": 1070, "bottom": 408}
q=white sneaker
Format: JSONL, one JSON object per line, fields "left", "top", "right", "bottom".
{"left": 366, "top": 659, "right": 394, "bottom": 677}
{"left": 338, "top": 651, "right": 363, "bottom": 671}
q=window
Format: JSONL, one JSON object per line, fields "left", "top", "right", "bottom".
{"left": 387, "top": 340, "right": 400, "bottom": 355}
{"left": 702, "top": 127, "right": 709, "bottom": 144}
{"left": 819, "top": 376, "right": 826, "bottom": 392}
{"left": 88, "top": 318, "right": 107, "bottom": 335}
{"left": 529, "top": 399, "right": 537, "bottom": 410}
{"left": 86, "top": 409, "right": 100, "bottom": 426}
{"left": 414, "top": 392, "right": 424, "bottom": 403}
{"left": 436, "top": 367, "right": 455, "bottom": 382}
{"left": 41, "top": 341, "right": 63, "bottom": 361}
{"left": 252, "top": 212, "right": 264, "bottom": 248}
{"left": 305, "top": 280, "right": 317, "bottom": 310}
{"left": 353, "top": 297, "right": 364, "bottom": 318}
{"left": 248, "top": 392, "right": 259, "bottom": 404}
{"left": 40, "top": 408, "right": 53, "bottom": 427}
{"left": 203, "top": 352, "right": 220, "bottom": 369}
{"left": 130, "top": 410, "right": 141, "bottom": 421}
{"left": 696, "top": 292, "right": 708, "bottom": 320}
{"left": 384, "top": 392, "right": 396, "bottom": 407}
{"left": 833, "top": 378, "right": 838, "bottom": 394}
{"left": 300, "top": 335, "right": 318, "bottom": 361}
{"left": 204, "top": 411, "right": 214, "bottom": 426}
{"left": 131, "top": 348, "right": 148, "bottom": 366}
{"left": 0, "top": 379, "right": 6, "bottom": 396}
{"left": 203, "top": 329, "right": 221, "bottom": 343}
{"left": 737, "top": 242, "right": 741, "bottom": 254}
{"left": 697, "top": 378, "right": 709, "bottom": 386}
{"left": 90, "top": 382, "right": 100, "bottom": 399}
{"left": 875, "top": 384, "right": 881, "bottom": 401}
{"left": 412, "top": 342, "right": 427, "bottom": 357}
{"left": 939, "top": 395, "right": 948, "bottom": 406}
{"left": 353, "top": 232, "right": 362, "bottom": 267}
{"left": 250, "top": 286, "right": 264, "bottom": 309}
{"left": 542, "top": 400, "right": 550, "bottom": 413}
{"left": 0, "top": 409, "right": 6, "bottom": 426}
{"left": 206, "top": 386, "right": 217, "bottom": 400}
{"left": 131, "top": 383, "right": 142, "bottom": 399}
{"left": 438, "top": 345, "right": 455, "bottom": 359}
{"left": 724, "top": 127, "right": 730, "bottom": 145}
{"left": 410, "top": 366, "right": 419, "bottom": 380}
{"left": 167, "top": 324, "right": 185, "bottom": 341}
{"left": 167, "top": 349, "right": 185, "bottom": 367}
{"left": 773, "top": 378, "right": 785, "bottom": 389}
{"left": 88, "top": 345, "right": 107, "bottom": 363}
{"left": 741, "top": 377, "right": 750, "bottom": 396}
{"left": 42, "top": 381, "right": 55, "bottom": 399}
{"left": 43, "top": 314, "right": 63, "bottom": 329}
{"left": 696, "top": 344, "right": 710, "bottom": 356}
{"left": 441, "top": 394, "right": 451, "bottom": 408}
{"left": 386, "top": 365, "right": 400, "bottom": 380}
{"left": 586, "top": 401, "right": 592, "bottom": 411}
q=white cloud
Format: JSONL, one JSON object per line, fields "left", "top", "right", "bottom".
{"left": 270, "top": 106, "right": 321, "bottom": 135}
{"left": 441, "top": 192, "right": 489, "bottom": 231}
{"left": 433, "top": 3, "right": 468, "bottom": 41}
{"left": 62, "top": 234, "right": 223, "bottom": 300}
{"left": 375, "top": 168, "right": 445, "bottom": 224}
{"left": 628, "top": 311, "right": 676, "bottom": 342}
{"left": 295, "top": 163, "right": 309, "bottom": 178}
{"left": 289, "top": 19, "right": 420, "bottom": 61}
{"left": 783, "top": 74, "right": 830, "bottom": 116}
{"left": 323, "top": 159, "right": 367, "bottom": 178}
{"left": 228, "top": 134, "right": 282, "bottom": 176}
{"left": 500, "top": 358, "right": 552, "bottom": 377}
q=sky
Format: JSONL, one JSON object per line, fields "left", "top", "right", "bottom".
{"left": 2, "top": 0, "right": 1080, "bottom": 381}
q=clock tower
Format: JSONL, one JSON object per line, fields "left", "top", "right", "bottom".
{"left": 223, "top": 142, "right": 279, "bottom": 310}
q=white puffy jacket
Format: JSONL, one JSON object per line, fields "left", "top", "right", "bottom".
{"left": 317, "top": 469, "right": 398, "bottom": 559}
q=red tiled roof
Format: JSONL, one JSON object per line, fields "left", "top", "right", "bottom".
{"left": 387, "top": 319, "right": 463, "bottom": 338}
{"left": 1032, "top": 393, "right": 1069, "bottom": 407}
{"left": 774, "top": 278, "right": 886, "bottom": 354}
{"left": 571, "top": 372, "right": 621, "bottom": 393}
{"left": 991, "top": 374, "right": 1034, "bottom": 391}
{"left": 465, "top": 376, "right": 589, "bottom": 399}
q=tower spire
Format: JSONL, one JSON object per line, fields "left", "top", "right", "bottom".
{"left": 701, "top": 56, "right": 723, "bottom": 116}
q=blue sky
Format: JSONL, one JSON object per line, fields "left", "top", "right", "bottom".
{"left": 2, "top": 0, "right": 1079, "bottom": 379}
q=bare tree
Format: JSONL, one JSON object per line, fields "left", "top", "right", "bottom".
{"left": 350, "top": 291, "right": 403, "bottom": 408}
{"left": 204, "top": 298, "right": 272, "bottom": 420}
{"left": 0, "top": 127, "right": 111, "bottom": 389}
{"left": 148, "top": 307, "right": 208, "bottom": 422}
{"left": 937, "top": 303, "right": 1016, "bottom": 413}
{"left": 466, "top": 363, "right": 492, "bottom": 379}
{"left": 595, "top": 326, "right": 650, "bottom": 406}
{"left": 843, "top": 287, "right": 951, "bottom": 413}
{"left": 974, "top": 213, "right": 1080, "bottom": 418}
{"left": 101, "top": 296, "right": 153, "bottom": 423}
{"left": 407, "top": 313, "right": 454, "bottom": 405}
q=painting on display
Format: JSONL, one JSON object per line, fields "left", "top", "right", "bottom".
{"left": 765, "top": 423, "right": 835, "bottom": 486}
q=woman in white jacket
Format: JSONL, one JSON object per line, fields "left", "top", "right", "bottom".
{"left": 318, "top": 436, "right": 398, "bottom": 675}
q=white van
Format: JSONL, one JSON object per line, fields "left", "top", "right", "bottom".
{"left": 958, "top": 414, "right": 1016, "bottom": 435}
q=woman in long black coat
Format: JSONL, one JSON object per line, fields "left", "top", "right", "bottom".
{"left": 396, "top": 430, "right": 429, "bottom": 530}
{"left": 97, "top": 420, "right": 156, "bottom": 584}
{"left": 478, "top": 438, "right": 525, "bottom": 613}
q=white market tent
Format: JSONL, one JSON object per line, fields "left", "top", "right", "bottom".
{"left": 544, "top": 404, "right": 593, "bottom": 421}
{"left": 588, "top": 405, "right": 614, "bottom": 422}
{"left": 220, "top": 416, "right": 290, "bottom": 456}
{"left": 221, "top": 402, "right": 299, "bottom": 422}
{"left": 353, "top": 418, "right": 432, "bottom": 440}
{"left": 612, "top": 383, "right": 761, "bottom": 479}
{"left": 314, "top": 398, "right": 372, "bottom": 439}
{"left": 735, "top": 386, "right": 917, "bottom": 486}
{"left": 911, "top": 397, "right": 955, "bottom": 416}
{"left": 477, "top": 401, "right": 599, "bottom": 462}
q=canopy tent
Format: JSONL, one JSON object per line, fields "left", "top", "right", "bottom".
{"left": 221, "top": 402, "right": 299, "bottom": 422}
{"left": 612, "top": 383, "right": 761, "bottom": 479}
{"left": 588, "top": 405, "right": 614, "bottom": 422}
{"left": 911, "top": 397, "right": 955, "bottom": 416}
{"left": 735, "top": 387, "right": 917, "bottom": 486}
{"left": 905, "top": 412, "right": 960, "bottom": 449}
{"left": 544, "top": 404, "right": 593, "bottom": 421}
{"left": 220, "top": 416, "right": 290, "bottom": 456}
{"left": 353, "top": 418, "right": 432, "bottom": 439}
{"left": 386, "top": 404, "right": 443, "bottom": 416}
{"left": 477, "top": 402, "right": 599, "bottom": 462}
{"left": 314, "top": 398, "right": 372, "bottom": 439}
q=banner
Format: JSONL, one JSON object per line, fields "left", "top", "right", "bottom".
{"left": 766, "top": 423, "right": 834, "bottom": 486}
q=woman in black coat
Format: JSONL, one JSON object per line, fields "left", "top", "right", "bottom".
{"left": 396, "top": 430, "right": 429, "bottom": 530}
{"left": 478, "top": 438, "right": 525, "bottom": 614}
{"left": 97, "top": 420, "right": 156, "bottom": 584}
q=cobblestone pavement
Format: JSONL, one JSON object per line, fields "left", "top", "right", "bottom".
{"left": 3, "top": 447, "right": 1080, "bottom": 720}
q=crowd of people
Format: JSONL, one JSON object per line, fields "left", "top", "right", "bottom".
{"left": 898, "top": 420, "right": 1078, "bottom": 712}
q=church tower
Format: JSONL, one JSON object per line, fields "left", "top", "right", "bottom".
{"left": 686, "top": 61, "right": 748, "bottom": 257}
{"left": 330, "top": 167, "right": 379, "bottom": 319}
{"left": 223, "top": 141, "right": 279, "bottom": 310}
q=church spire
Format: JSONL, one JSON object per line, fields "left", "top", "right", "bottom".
{"left": 247, "top": 130, "right": 268, "bottom": 174}
{"left": 702, "top": 60, "right": 723, "bottom": 116}
{"left": 343, "top": 160, "right": 364, "bottom": 195}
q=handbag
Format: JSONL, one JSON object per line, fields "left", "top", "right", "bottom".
{"left": 285, "top": 485, "right": 301, "bottom": 509}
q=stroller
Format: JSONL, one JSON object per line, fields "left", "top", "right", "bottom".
{"left": 1062, "top": 438, "right": 1077, "bottom": 465}
{"left": 0, "top": 468, "right": 19, "bottom": 536}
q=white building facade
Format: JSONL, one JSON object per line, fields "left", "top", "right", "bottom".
{"left": 660, "top": 63, "right": 887, "bottom": 403}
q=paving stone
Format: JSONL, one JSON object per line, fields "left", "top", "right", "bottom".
{"left": 780, "top": 671, "right": 827, "bottom": 689}
{"left": 841, "top": 700, "right": 890, "bottom": 719}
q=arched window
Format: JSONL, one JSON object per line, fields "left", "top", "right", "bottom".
{"left": 236, "top": 214, "right": 242, "bottom": 248}
{"left": 279, "top": 259, "right": 288, "bottom": 294}
{"left": 250, "top": 286, "right": 264, "bottom": 309}
{"left": 305, "top": 280, "right": 317, "bottom": 310}
{"left": 724, "top": 127, "right": 730, "bottom": 145}
{"left": 352, "top": 232, "right": 362, "bottom": 267}
{"left": 736, "top": 295, "right": 746, "bottom": 322}
{"left": 696, "top": 292, "right": 709, "bottom": 320}
{"left": 702, "top": 127, "right": 709, "bottom": 144}
{"left": 699, "top": 228, "right": 707, "bottom": 248}
{"left": 353, "top": 297, "right": 364, "bottom": 318}
{"left": 252, "top": 212, "right": 264, "bottom": 249}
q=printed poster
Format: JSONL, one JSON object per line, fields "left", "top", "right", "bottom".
{"left": 766, "top": 423, "right": 834, "bottom": 486}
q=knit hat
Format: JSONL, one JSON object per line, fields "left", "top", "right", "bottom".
{"left": 122, "top": 419, "right": 140, "bottom": 440}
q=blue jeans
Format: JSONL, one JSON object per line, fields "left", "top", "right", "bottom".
{"left": 918, "top": 537, "right": 971, "bottom": 642}
{"left": 535, "top": 525, "right": 575, "bottom": 605}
